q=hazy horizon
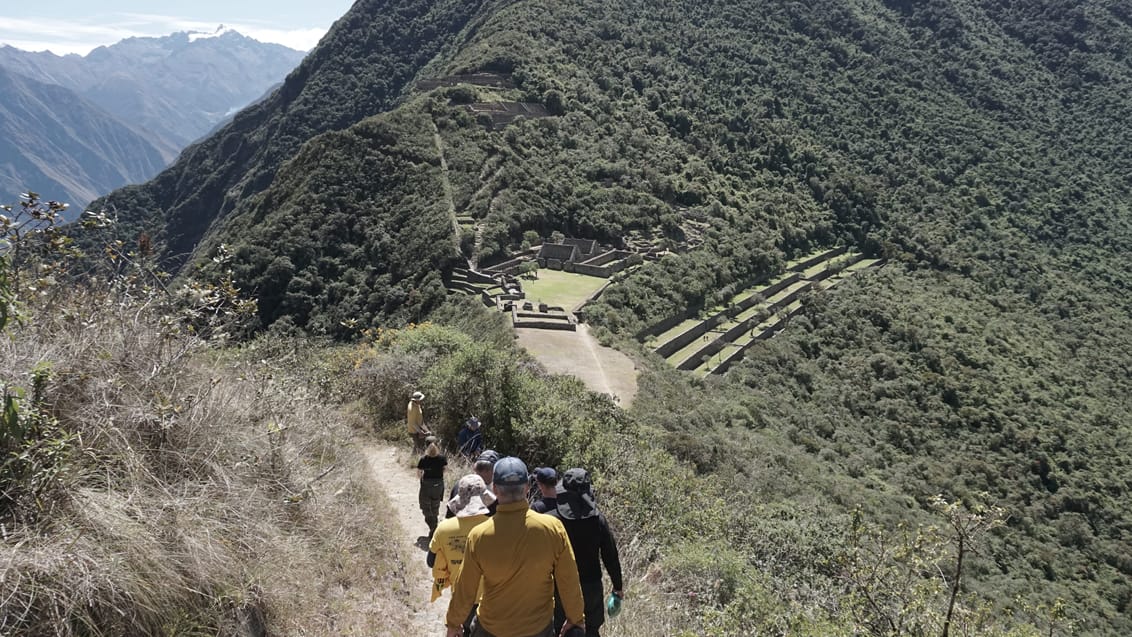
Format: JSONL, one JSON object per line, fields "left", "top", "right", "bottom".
{"left": 0, "top": 2, "right": 355, "bottom": 54}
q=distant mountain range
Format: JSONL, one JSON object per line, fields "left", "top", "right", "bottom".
{"left": 0, "top": 28, "right": 305, "bottom": 218}
{"left": 0, "top": 67, "right": 167, "bottom": 215}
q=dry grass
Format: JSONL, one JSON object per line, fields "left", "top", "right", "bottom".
{"left": 0, "top": 288, "right": 404, "bottom": 635}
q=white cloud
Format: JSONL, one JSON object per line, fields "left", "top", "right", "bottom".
{"left": 0, "top": 14, "right": 323, "bottom": 55}
{"left": 0, "top": 17, "right": 146, "bottom": 54}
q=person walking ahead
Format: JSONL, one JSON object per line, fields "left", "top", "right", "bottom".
{"left": 530, "top": 467, "right": 558, "bottom": 514}
{"left": 430, "top": 474, "right": 495, "bottom": 635}
{"left": 457, "top": 416, "right": 484, "bottom": 458}
{"left": 407, "top": 390, "right": 431, "bottom": 450}
{"left": 417, "top": 438, "right": 447, "bottom": 539}
{"left": 548, "top": 468, "right": 624, "bottom": 637}
{"left": 446, "top": 457, "right": 585, "bottom": 637}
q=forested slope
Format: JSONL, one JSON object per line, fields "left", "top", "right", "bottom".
{"left": 87, "top": 0, "right": 1132, "bottom": 631}
{"left": 88, "top": 0, "right": 487, "bottom": 269}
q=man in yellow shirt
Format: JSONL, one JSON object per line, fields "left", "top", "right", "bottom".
{"left": 446, "top": 457, "right": 585, "bottom": 637}
{"left": 407, "top": 390, "right": 431, "bottom": 450}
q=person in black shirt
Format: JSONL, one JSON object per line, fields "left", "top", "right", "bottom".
{"left": 530, "top": 467, "right": 559, "bottom": 513}
{"left": 416, "top": 437, "right": 447, "bottom": 539}
{"left": 548, "top": 468, "right": 624, "bottom": 637}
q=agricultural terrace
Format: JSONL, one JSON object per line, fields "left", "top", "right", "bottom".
{"left": 520, "top": 269, "right": 609, "bottom": 311}
{"left": 643, "top": 247, "right": 883, "bottom": 375}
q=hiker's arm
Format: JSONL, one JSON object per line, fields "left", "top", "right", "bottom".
{"left": 426, "top": 550, "right": 437, "bottom": 567}
{"left": 598, "top": 514, "right": 624, "bottom": 592}
{"left": 417, "top": 469, "right": 423, "bottom": 480}
{"left": 554, "top": 526, "right": 586, "bottom": 628}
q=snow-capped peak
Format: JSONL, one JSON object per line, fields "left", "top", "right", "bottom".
{"left": 188, "top": 25, "right": 237, "bottom": 42}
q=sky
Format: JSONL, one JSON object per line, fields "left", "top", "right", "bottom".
{"left": 0, "top": 1, "right": 357, "bottom": 55}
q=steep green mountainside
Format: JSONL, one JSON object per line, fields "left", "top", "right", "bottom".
{"left": 88, "top": 0, "right": 1131, "bottom": 631}
{"left": 89, "top": 0, "right": 486, "bottom": 269}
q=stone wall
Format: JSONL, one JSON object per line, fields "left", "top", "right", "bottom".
{"left": 790, "top": 245, "right": 848, "bottom": 272}
{"left": 655, "top": 314, "right": 726, "bottom": 359}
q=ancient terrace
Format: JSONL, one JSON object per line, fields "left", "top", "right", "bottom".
{"left": 447, "top": 237, "right": 649, "bottom": 332}
{"left": 638, "top": 246, "right": 883, "bottom": 376}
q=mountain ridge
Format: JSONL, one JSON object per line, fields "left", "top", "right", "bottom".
{"left": 79, "top": 1, "right": 1132, "bottom": 632}
{"left": 0, "top": 28, "right": 307, "bottom": 218}
{"left": 0, "top": 30, "right": 305, "bottom": 159}
{"left": 0, "top": 66, "right": 167, "bottom": 214}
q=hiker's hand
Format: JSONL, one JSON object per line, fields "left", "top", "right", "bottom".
{"left": 446, "top": 626, "right": 461, "bottom": 637}
{"left": 613, "top": 589, "right": 624, "bottom": 599}
{"left": 559, "top": 621, "right": 581, "bottom": 637}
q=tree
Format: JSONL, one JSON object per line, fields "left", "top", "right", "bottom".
{"left": 838, "top": 495, "right": 1018, "bottom": 637}
{"left": 519, "top": 260, "right": 539, "bottom": 280}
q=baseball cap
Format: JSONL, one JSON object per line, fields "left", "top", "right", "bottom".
{"left": 475, "top": 449, "right": 501, "bottom": 466}
{"left": 493, "top": 457, "right": 529, "bottom": 486}
{"left": 533, "top": 467, "right": 558, "bottom": 485}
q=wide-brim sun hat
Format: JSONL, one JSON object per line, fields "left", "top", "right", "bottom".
{"left": 556, "top": 467, "right": 597, "bottom": 520}
{"left": 411, "top": 391, "right": 425, "bottom": 401}
{"left": 449, "top": 474, "right": 496, "bottom": 517}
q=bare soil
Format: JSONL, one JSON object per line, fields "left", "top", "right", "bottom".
{"left": 364, "top": 445, "right": 451, "bottom": 636}
{"left": 515, "top": 324, "right": 639, "bottom": 408}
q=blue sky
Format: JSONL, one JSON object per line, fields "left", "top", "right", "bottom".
{"left": 0, "top": 1, "right": 356, "bottom": 54}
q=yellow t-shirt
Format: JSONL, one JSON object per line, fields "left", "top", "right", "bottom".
{"left": 407, "top": 400, "right": 424, "bottom": 434}
{"left": 428, "top": 514, "right": 490, "bottom": 602}
{"left": 446, "top": 501, "right": 585, "bottom": 636}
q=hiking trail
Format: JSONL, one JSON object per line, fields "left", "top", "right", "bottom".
{"left": 365, "top": 445, "right": 449, "bottom": 636}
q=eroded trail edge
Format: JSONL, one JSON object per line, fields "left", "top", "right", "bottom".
{"left": 365, "top": 445, "right": 449, "bottom": 636}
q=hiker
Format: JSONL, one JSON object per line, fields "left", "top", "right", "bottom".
{"left": 429, "top": 474, "right": 495, "bottom": 635}
{"left": 407, "top": 390, "right": 431, "bottom": 450}
{"left": 530, "top": 467, "right": 559, "bottom": 514}
{"left": 457, "top": 416, "right": 484, "bottom": 458}
{"left": 417, "top": 437, "right": 447, "bottom": 539}
{"left": 547, "top": 468, "right": 624, "bottom": 637}
{"left": 446, "top": 449, "right": 499, "bottom": 519}
{"left": 445, "top": 456, "right": 586, "bottom": 637}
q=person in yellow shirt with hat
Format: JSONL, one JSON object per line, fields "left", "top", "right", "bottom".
{"left": 407, "top": 390, "right": 431, "bottom": 450}
{"left": 430, "top": 474, "right": 495, "bottom": 635}
{"left": 445, "top": 457, "right": 585, "bottom": 637}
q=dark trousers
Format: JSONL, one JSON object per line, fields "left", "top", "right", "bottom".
{"left": 418, "top": 478, "right": 444, "bottom": 534}
{"left": 554, "top": 579, "right": 605, "bottom": 637}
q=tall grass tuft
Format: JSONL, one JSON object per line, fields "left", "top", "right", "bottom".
{"left": 1, "top": 281, "right": 401, "bottom": 635}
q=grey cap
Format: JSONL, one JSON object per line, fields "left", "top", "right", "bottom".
{"left": 475, "top": 449, "right": 501, "bottom": 466}
{"left": 493, "top": 457, "right": 529, "bottom": 486}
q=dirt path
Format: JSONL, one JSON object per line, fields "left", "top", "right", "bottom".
{"left": 365, "top": 445, "right": 450, "bottom": 636}
{"left": 432, "top": 124, "right": 466, "bottom": 266}
{"left": 515, "top": 324, "right": 638, "bottom": 407}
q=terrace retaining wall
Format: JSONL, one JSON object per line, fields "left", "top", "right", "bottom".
{"left": 789, "top": 245, "right": 848, "bottom": 272}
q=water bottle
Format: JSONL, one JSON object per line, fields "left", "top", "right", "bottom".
{"left": 606, "top": 591, "right": 623, "bottom": 619}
